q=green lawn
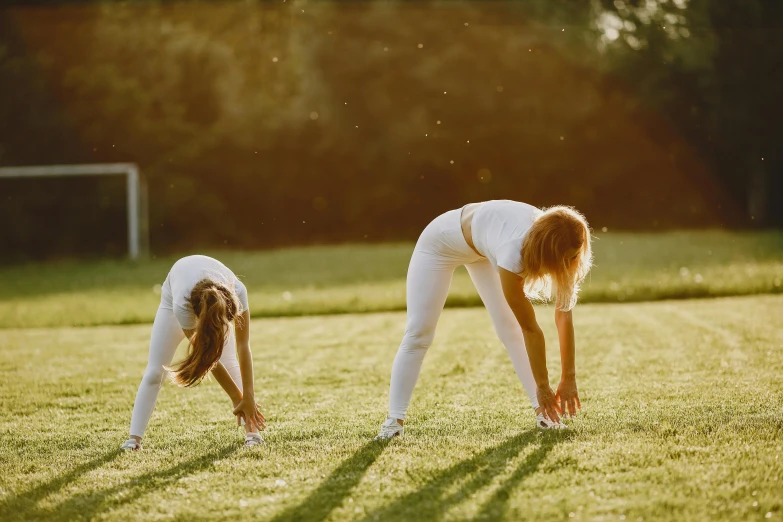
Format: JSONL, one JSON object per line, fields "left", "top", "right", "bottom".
{"left": 0, "top": 231, "right": 782, "bottom": 329}
{"left": 1, "top": 295, "right": 781, "bottom": 521}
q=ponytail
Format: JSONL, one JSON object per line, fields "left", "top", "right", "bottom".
{"left": 169, "top": 279, "right": 241, "bottom": 387}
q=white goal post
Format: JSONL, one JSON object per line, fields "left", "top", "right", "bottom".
{"left": 0, "top": 163, "right": 149, "bottom": 260}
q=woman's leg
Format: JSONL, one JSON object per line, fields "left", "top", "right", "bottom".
{"left": 129, "top": 307, "right": 185, "bottom": 439}
{"left": 388, "top": 249, "right": 457, "bottom": 421}
{"left": 465, "top": 260, "right": 539, "bottom": 410}
{"left": 130, "top": 308, "right": 185, "bottom": 441}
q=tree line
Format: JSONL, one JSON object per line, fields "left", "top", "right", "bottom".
{"left": 0, "top": 0, "right": 780, "bottom": 260}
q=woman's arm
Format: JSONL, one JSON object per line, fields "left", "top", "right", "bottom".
{"left": 555, "top": 309, "right": 581, "bottom": 417}
{"left": 555, "top": 309, "right": 575, "bottom": 379}
{"left": 499, "top": 268, "right": 561, "bottom": 422}
{"left": 231, "top": 311, "right": 266, "bottom": 431}
{"left": 211, "top": 362, "right": 243, "bottom": 406}
{"left": 186, "top": 326, "right": 246, "bottom": 411}
{"left": 235, "top": 310, "right": 255, "bottom": 399}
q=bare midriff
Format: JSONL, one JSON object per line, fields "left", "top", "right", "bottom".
{"left": 460, "top": 202, "right": 485, "bottom": 257}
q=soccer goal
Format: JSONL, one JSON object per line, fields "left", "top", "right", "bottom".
{"left": 0, "top": 163, "right": 149, "bottom": 260}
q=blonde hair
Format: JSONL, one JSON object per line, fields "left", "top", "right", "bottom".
{"left": 521, "top": 206, "right": 593, "bottom": 311}
{"left": 169, "top": 279, "right": 242, "bottom": 387}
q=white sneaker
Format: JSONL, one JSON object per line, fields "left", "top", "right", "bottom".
{"left": 536, "top": 413, "right": 566, "bottom": 430}
{"left": 374, "top": 417, "right": 404, "bottom": 440}
{"left": 120, "top": 438, "right": 142, "bottom": 451}
{"left": 244, "top": 432, "right": 265, "bottom": 447}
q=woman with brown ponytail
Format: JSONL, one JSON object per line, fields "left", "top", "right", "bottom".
{"left": 120, "top": 255, "right": 265, "bottom": 450}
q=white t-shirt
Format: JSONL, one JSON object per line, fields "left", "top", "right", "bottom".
{"left": 471, "top": 200, "right": 542, "bottom": 276}
{"left": 160, "top": 255, "right": 249, "bottom": 330}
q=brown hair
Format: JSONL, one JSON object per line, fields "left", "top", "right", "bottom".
{"left": 169, "top": 279, "right": 242, "bottom": 387}
{"left": 521, "top": 206, "right": 593, "bottom": 311}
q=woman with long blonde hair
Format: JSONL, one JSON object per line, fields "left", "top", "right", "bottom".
{"left": 375, "top": 200, "right": 593, "bottom": 439}
{"left": 120, "top": 255, "right": 266, "bottom": 450}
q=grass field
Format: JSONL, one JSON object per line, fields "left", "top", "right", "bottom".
{"left": 0, "top": 231, "right": 781, "bottom": 329}
{"left": 1, "top": 294, "right": 782, "bottom": 521}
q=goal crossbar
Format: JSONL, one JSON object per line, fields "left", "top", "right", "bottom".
{"left": 0, "top": 163, "right": 149, "bottom": 260}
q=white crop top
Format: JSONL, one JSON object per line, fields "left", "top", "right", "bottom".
{"left": 160, "top": 255, "right": 249, "bottom": 330}
{"left": 471, "top": 200, "right": 542, "bottom": 275}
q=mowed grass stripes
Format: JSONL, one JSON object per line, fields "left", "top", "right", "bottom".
{"left": 1, "top": 295, "right": 781, "bottom": 521}
{"left": 0, "top": 231, "right": 781, "bottom": 329}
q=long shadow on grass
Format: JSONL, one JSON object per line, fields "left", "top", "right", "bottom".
{"left": 473, "top": 433, "right": 561, "bottom": 520}
{"left": 360, "top": 429, "right": 565, "bottom": 522}
{"left": 6, "top": 444, "right": 239, "bottom": 521}
{"left": 0, "top": 449, "right": 120, "bottom": 520}
{"left": 270, "top": 439, "right": 390, "bottom": 522}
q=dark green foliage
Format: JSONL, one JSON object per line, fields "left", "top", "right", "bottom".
{"left": 0, "top": 1, "right": 780, "bottom": 260}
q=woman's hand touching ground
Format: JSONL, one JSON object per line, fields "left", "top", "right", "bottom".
{"left": 556, "top": 377, "right": 581, "bottom": 418}
{"left": 536, "top": 383, "right": 562, "bottom": 423}
{"left": 233, "top": 397, "right": 266, "bottom": 431}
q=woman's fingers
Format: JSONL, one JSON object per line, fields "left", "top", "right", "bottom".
{"left": 546, "top": 402, "right": 560, "bottom": 423}
{"left": 552, "top": 390, "right": 580, "bottom": 420}
{"left": 255, "top": 406, "right": 266, "bottom": 428}
{"left": 233, "top": 402, "right": 266, "bottom": 432}
{"left": 538, "top": 385, "right": 563, "bottom": 422}
{"left": 558, "top": 395, "right": 568, "bottom": 416}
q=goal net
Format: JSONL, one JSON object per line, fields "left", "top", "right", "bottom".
{"left": 0, "top": 163, "right": 149, "bottom": 260}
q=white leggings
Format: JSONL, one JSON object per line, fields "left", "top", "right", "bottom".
{"left": 128, "top": 306, "right": 242, "bottom": 438}
{"left": 388, "top": 209, "right": 538, "bottom": 420}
